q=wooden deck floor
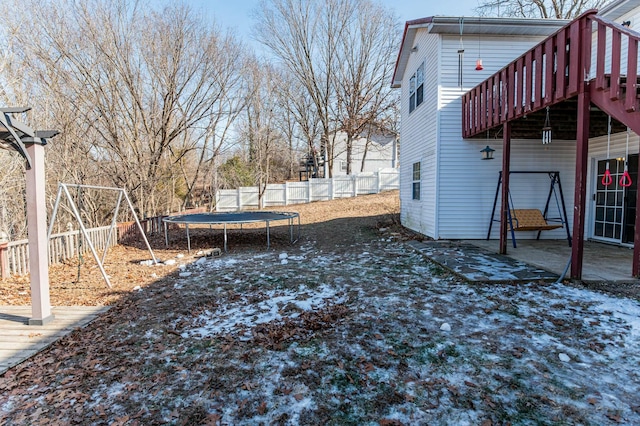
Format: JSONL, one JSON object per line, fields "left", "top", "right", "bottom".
{"left": 0, "top": 305, "right": 109, "bottom": 375}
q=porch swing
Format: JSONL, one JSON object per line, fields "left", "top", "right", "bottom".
{"left": 486, "top": 171, "right": 572, "bottom": 248}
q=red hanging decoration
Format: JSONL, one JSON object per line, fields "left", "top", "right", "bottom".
{"left": 620, "top": 170, "right": 632, "bottom": 187}
{"left": 602, "top": 167, "right": 613, "bottom": 186}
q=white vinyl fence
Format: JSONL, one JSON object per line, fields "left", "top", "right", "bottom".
{"left": 215, "top": 169, "right": 399, "bottom": 212}
{"left": 2, "top": 226, "right": 117, "bottom": 276}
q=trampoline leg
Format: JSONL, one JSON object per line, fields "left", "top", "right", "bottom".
{"left": 164, "top": 221, "right": 168, "bottom": 247}
{"left": 266, "top": 221, "right": 270, "bottom": 249}
{"left": 186, "top": 224, "right": 191, "bottom": 253}
{"left": 289, "top": 218, "right": 293, "bottom": 243}
{"left": 224, "top": 224, "right": 228, "bottom": 252}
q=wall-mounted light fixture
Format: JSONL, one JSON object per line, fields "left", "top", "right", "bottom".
{"left": 480, "top": 145, "right": 495, "bottom": 160}
{"left": 411, "top": 45, "right": 418, "bottom": 53}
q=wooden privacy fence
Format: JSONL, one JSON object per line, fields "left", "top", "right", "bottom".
{"left": 215, "top": 169, "right": 399, "bottom": 212}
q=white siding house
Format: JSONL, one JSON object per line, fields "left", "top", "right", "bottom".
{"left": 330, "top": 129, "right": 398, "bottom": 177}
{"left": 393, "top": 1, "right": 640, "bottom": 249}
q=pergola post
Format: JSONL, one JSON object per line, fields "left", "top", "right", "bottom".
{"left": 25, "top": 141, "right": 54, "bottom": 325}
{"left": 571, "top": 89, "right": 590, "bottom": 280}
{"left": 499, "top": 121, "right": 512, "bottom": 255}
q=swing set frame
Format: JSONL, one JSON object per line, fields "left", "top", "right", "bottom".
{"left": 47, "top": 183, "right": 158, "bottom": 288}
{"left": 487, "top": 171, "right": 572, "bottom": 248}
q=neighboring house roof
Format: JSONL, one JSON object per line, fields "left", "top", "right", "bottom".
{"left": 599, "top": 0, "right": 639, "bottom": 19}
{"left": 364, "top": 132, "right": 395, "bottom": 146}
{"left": 391, "top": 16, "right": 569, "bottom": 88}
{"left": 357, "top": 124, "right": 397, "bottom": 146}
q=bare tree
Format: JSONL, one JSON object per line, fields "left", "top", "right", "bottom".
{"left": 477, "top": 0, "right": 611, "bottom": 18}
{"left": 331, "top": 0, "right": 398, "bottom": 175}
{"left": 255, "top": 0, "right": 401, "bottom": 177}
{"left": 255, "top": 0, "right": 345, "bottom": 177}
{"left": 238, "top": 61, "right": 289, "bottom": 203}
{"left": 275, "top": 70, "right": 322, "bottom": 179}
{"left": 6, "top": 0, "right": 248, "bottom": 217}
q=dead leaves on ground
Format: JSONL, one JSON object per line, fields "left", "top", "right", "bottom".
{"left": 250, "top": 303, "right": 349, "bottom": 349}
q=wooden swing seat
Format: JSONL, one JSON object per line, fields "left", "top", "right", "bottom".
{"left": 510, "top": 209, "right": 563, "bottom": 232}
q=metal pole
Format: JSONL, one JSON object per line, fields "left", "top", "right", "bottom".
{"left": 164, "top": 220, "right": 169, "bottom": 247}
{"left": 555, "top": 173, "right": 572, "bottom": 246}
{"left": 62, "top": 183, "right": 128, "bottom": 192}
{"left": 486, "top": 172, "right": 502, "bottom": 240}
{"left": 101, "top": 191, "right": 123, "bottom": 265}
{"left": 266, "top": 221, "right": 271, "bottom": 249}
{"left": 61, "top": 185, "right": 112, "bottom": 288}
{"left": 122, "top": 191, "right": 158, "bottom": 264}
{"left": 186, "top": 224, "right": 191, "bottom": 253}
{"left": 289, "top": 217, "right": 293, "bottom": 243}
{"left": 224, "top": 224, "right": 228, "bottom": 252}
{"left": 46, "top": 184, "right": 64, "bottom": 241}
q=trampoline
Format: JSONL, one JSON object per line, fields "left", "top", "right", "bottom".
{"left": 163, "top": 211, "right": 300, "bottom": 252}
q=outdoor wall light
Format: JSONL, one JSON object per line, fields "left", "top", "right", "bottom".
{"left": 480, "top": 145, "right": 495, "bottom": 160}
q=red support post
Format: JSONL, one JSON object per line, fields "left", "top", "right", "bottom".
{"left": 499, "top": 121, "right": 512, "bottom": 255}
{"left": 571, "top": 88, "right": 590, "bottom": 280}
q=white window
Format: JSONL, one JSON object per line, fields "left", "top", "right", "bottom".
{"left": 341, "top": 161, "right": 348, "bottom": 172}
{"left": 412, "top": 162, "right": 421, "bottom": 200}
{"left": 409, "top": 62, "right": 425, "bottom": 113}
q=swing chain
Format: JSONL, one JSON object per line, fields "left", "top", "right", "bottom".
{"left": 602, "top": 116, "right": 613, "bottom": 187}
{"left": 620, "top": 127, "right": 633, "bottom": 188}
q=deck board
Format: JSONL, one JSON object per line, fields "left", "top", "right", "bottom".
{"left": 0, "top": 305, "right": 108, "bottom": 374}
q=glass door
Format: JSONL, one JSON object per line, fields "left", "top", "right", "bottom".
{"left": 594, "top": 158, "right": 625, "bottom": 242}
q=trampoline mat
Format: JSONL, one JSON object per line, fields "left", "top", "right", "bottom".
{"left": 164, "top": 211, "right": 298, "bottom": 225}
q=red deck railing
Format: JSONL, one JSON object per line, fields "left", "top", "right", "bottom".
{"left": 462, "top": 10, "right": 640, "bottom": 138}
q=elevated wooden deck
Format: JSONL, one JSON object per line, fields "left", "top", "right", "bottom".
{"left": 461, "top": 10, "right": 640, "bottom": 279}
{"left": 462, "top": 10, "right": 640, "bottom": 138}
{"left": 0, "top": 305, "right": 108, "bottom": 375}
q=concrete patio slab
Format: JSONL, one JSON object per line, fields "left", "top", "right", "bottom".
{"left": 408, "top": 240, "right": 558, "bottom": 283}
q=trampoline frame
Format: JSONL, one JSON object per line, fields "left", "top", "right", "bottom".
{"left": 162, "top": 211, "right": 300, "bottom": 252}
